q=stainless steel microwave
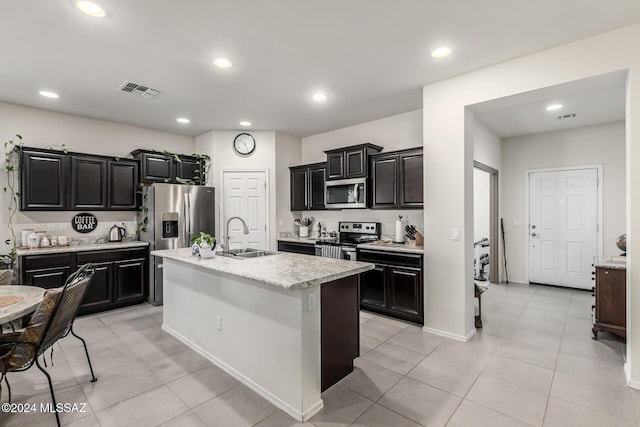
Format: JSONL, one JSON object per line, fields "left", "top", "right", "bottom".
{"left": 325, "top": 178, "right": 367, "bottom": 209}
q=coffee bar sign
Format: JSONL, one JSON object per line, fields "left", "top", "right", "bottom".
{"left": 72, "top": 213, "right": 98, "bottom": 233}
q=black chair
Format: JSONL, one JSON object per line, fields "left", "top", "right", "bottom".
{"left": 0, "top": 263, "right": 98, "bottom": 426}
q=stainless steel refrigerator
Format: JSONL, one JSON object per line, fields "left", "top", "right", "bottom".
{"left": 140, "top": 183, "right": 216, "bottom": 305}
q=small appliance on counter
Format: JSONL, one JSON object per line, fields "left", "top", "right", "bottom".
{"left": 108, "top": 224, "right": 127, "bottom": 242}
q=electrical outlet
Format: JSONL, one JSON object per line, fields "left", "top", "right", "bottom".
{"left": 216, "top": 315, "right": 222, "bottom": 331}
{"left": 307, "top": 292, "right": 317, "bottom": 311}
{"left": 47, "top": 223, "right": 55, "bottom": 232}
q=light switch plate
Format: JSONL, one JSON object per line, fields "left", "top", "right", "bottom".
{"left": 451, "top": 227, "right": 461, "bottom": 241}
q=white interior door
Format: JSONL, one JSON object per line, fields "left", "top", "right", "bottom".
{"left": 222, "top": 171, "right": 267, "bottom": 250}
{"left": 528, "top": 168, "right": 598, "bottom": 289}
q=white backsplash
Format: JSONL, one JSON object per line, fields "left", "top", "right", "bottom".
{"left": 14, "top": 211, "right": 138, "bottom": 247}
{"left": 286, "top": 209, "right": 423, "bottom": 240}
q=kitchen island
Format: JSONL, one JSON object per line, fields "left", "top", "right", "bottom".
{"left": 151, "top": 248, "right": 374, "bottom": 422}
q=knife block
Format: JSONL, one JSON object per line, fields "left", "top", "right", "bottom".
{"left": 409, "top": 231, "right": 424, "bottom": 247}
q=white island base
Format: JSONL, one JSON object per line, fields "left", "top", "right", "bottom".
{"left": 157, "top": 252, "right": 370, "bottom": 422}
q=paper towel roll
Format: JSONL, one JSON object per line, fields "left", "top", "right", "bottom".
{"left": 395, "top": 220, "right": 404, "bottom": 243}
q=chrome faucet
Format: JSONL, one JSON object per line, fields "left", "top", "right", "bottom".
{"left": 224, "top": 216, "right": 250, "bottom": 253}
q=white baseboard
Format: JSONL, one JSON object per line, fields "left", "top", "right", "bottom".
{"left": 625, "top": 363, "right": 640, "bottom": 390}
{"left": 422, "top": 326, "right": 476, "bottom": 342}
{"left": 162, "top": 324, "right": 324, "bottom": 422}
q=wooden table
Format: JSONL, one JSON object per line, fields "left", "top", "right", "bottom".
{"left": 0, "top": 285, "right": 45, "bottom": 325}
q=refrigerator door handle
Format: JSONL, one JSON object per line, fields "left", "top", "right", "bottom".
{"left": 184, "top": 193, "right": 191, "bottom": 247}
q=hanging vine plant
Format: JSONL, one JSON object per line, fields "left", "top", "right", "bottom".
{"left": 136, "top": 183, "right": 150, "bottom": 236}
{"left": 2, "top": 134, "right": 23, "bottom": 271}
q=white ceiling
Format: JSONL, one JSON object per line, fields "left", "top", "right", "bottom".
{"left": 1, "top": 1, "right": 639, "bottom": 138}
{"left": 471, "top": 71, "right": 628, "bottom": 138}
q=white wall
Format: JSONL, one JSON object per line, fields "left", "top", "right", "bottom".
{"left": 301, "top": 109, "right": 422, "bottom": 164}
{"left": 300, "top": 110, "right": 424, "bottom": 237}
{"left": 502, "top": 121, "right": 626, "bottom": 284}
{"left": 195, "top": 130, "right": 278, "bottom": 250}
{"left": 422, "top": 23, "right": 640, "bottom": 385}
{"left": 473, "top": 119, "right": 502, "bottom": 170}
{"left": 0, "top": 102, "right": 194, "bottom": 250}
{"left": 275, "top": 132, "right": 302, "bottom": 234}
{"left": 473, "top": 119, "right": 502, "bottom": 279}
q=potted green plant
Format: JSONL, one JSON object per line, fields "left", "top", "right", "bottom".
{"left": 191, "top": 232, "right": 216, "bottom": 258}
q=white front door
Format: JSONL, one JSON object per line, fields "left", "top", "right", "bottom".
{"left": 222, "top": 170, "right": 268, "bottom": 250}
{"left": 528, "top": 168, "right": 598, "bottom": 289}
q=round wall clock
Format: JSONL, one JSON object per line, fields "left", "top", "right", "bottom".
{"left": 233, "top": 133, "right": 256, "bottom": 156}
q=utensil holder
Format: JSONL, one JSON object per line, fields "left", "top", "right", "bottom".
{"left": 299, "top": 226, "right": 309, "bottom": 238}
{"left": 409, "top": 232, "right": 424, "bottom": 247}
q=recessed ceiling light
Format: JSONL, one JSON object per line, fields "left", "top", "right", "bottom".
{"left": 239, "top": 121, "right": 251, "bottom": 126}
{"left": 176, "top": 117, "right": 190, "bottom": 124}
{"left": 39, "top": 91, "right": 59, "bottom": 99}
{"left": 213, "top": 58, "right": 233, "bottom": 69}
{"left": 75, "top": 1, "right": 106, "bottom": 17}
{"left": 546, "top": 104, "right": 563, "bottom": 111}
{"left": 431, "top": 47, "right": 452, "bottom": 58}
{"left": 312, "top": 92, "right": 327, "bottom": 102}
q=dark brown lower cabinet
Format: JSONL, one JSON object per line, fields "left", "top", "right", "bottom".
{"left": 321, "top": 274, "right": 359, "bottom": 391}
{"left": 592, "top": 266, "right": 626, "bottom": 339}
{"left": 20, "top": 247, "right": 148, "bottom": 316}
{"left": 114, "top": 258, "right": 146, "bottom": 303}
{"left": 358, "top": 249, "right": 423, "bottom": 324}
{"left": 277, "top": 240, "right": 316, "bottom": 255}
{"left": 81, "top": 261, "right": 114, "bottom": 312}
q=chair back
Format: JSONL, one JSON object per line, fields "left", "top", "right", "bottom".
{"left": 0, "top": 269, "right": 12, "bottom": 286}
{"left": 39, "top": 264, "right": 95, "bottom": 353}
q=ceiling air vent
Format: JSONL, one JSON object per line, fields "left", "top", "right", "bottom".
{"left": 118, "top": 81, "right": 160, "bottom": 98}
{"left": 557, "top": 113, "right": 577, "bottom": 121}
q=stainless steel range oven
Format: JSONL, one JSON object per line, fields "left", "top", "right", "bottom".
{"left": 315, "top": 221, "right": 380, "bottom": 260}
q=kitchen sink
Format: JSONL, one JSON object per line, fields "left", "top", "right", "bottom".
{"left": 218, "top": 248, "right": 280, "bottom": 259}
{"left": 235, "top": 250, "right": 279, "bottom": 258}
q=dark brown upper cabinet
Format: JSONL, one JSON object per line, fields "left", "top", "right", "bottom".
{"left": 108, "top": 158, "right": 139, "bottom": 210}
{"left": 290, "top": 165, "right": 308, "bottom": 211}
{"left": 70, "top": 155, "right": 108, "bottom": 210}
{"left": 20, "top": 147, "right": 140, "bottom": 212}
{"left": 176, "top": 155, "right": 203, "bottom": 185}
{"left": 324, "top": 143, "right": 382, "bottom": 180}
{"left": 20, "top": 148, "right": 68, "bottom": 210}
{"left": 370, "top": 147, "right": 423, "bottom": 209}
{"left": 132, "top": 150, "right": 205, "bottom": 185}
{"left": 371, "top": 153, "right": 398, "bottom": 208}
{"left": 133, "top": 150, "right": 175, "bottom": 183}
{"left": 289, "top": 162, "right": 326, "bottom": 211}
{"left": 399, "top": 150, "right": 423, "bottom": 208}
{"left": 309, "top": 163, "right": 326, "bottom": 210}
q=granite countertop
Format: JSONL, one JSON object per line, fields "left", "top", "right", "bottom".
{"left": 277, "top": 236, "right": 318, "bottom": 245}
{"left": 594, "top": 257, "right": 626, "bottom": 270}
{"left": 17, "top": 241, "right": 149, "bottom": 256}
{"left": 152, "top": 248, "right": 374, "bottom": 290}
{"left": 357, "top": 241, "right": 424, "bottom": 254}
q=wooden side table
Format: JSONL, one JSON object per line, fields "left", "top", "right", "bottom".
{"left": 592, "top": 266, "right": 626, "bottom": 339}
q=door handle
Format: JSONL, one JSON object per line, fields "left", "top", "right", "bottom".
{"left": 184, "top": 193, "right": 191, "bottom": 246}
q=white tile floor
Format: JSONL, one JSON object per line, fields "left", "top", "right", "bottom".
{"left": 2, "top": 282, "right": 639, "bottom": 426}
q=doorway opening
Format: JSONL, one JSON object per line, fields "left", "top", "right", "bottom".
{"left": 473, "top": 161, "right": 499, "bottom": 283}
